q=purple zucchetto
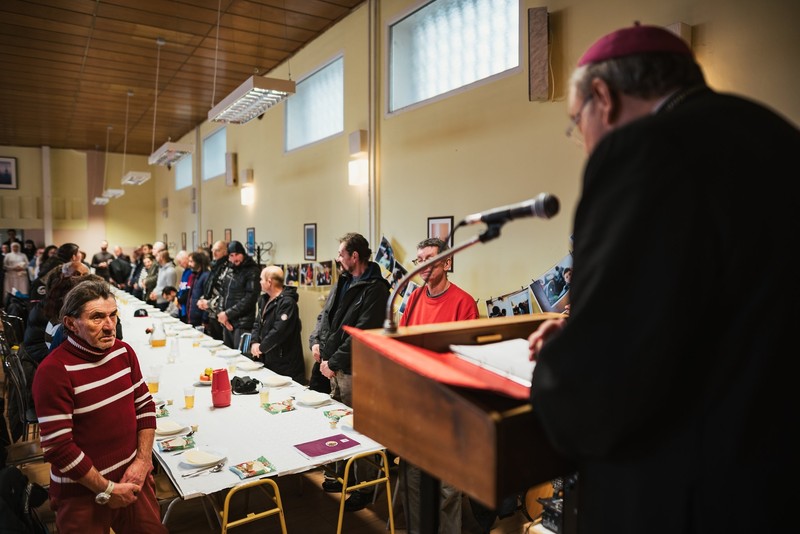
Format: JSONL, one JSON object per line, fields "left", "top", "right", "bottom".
{"left": 578, "top": 23, "right": 693, "bottom": 66}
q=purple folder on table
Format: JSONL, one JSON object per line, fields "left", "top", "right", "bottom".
{"left": 293, "top": 434, "right": 361, "bottom": 459}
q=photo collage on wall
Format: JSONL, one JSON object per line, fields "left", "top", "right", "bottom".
{"left": 484, "top": 251, "right": 573, "bottom": 318}
{"left": 279, "top": 261, "right": 334, "bottom": 288}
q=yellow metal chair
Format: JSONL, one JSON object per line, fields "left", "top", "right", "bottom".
{"left": 327, "top": 449, "right": 395, "bottom": 534}
{"left": 217, "top": 477, "right": 288, "bottom": 534}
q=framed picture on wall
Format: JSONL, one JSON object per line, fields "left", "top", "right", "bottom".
{"left": 192, "top": 231, "right": 197, "bottom": 251}
{"left": 0, "top": 157, "right": 18, "bottom": 190}
{"left": 181, "top": 232, "right": 187, "bottom": 251}
{"left": 427, "top": 215, "right": 454, "bottom": 272}
{"left": 206, "top": 230, "right": 213, "bottom": 247}
{"left": 224, "top": 228, "right": 232, "bottom": 242}
{"left": 304, "top": 223, "right": 317, "bottom": 261}
{"left": 246, "top": 227, "right": 255, "bottom": 255}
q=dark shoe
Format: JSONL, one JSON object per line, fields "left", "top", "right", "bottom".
{"left": 344, "top": 491, "right": 371, "bottom": 512}
{"left": 322, "top": 478, "right": 343, "bottom": 493}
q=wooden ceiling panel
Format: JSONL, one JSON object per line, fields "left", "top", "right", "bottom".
{"left": 0, "top": 0, "right": 365, "bottom": 154}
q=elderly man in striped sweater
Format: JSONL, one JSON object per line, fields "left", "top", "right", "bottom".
{"left": 32, "top": 279, "right": 167, "bottom": 533}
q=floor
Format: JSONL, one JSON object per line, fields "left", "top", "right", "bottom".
{"left": 162, "top": 467, "right": 542, "bottom": 534}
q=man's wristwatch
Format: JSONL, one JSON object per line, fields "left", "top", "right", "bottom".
{"left": 95, "top": 480, "right": 114, "bottom": 505}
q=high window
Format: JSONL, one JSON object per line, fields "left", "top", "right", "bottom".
{"left": 286, "top": 56, "right": 344, "bottom": 151}
{"left": 202, "top": 127, "right": 226, "bottom": 181}
{"left": 389, "top": 0, "right": 519, "bottom": 112}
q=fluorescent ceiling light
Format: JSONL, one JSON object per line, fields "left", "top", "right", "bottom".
{"left": 148, "top": 141, "right": 193, "bottom": 167}
{"left": 208, "top": 76, "right": 296, "bottom": 124}
{"left": 102, "top": 188, "right": 125, "bottom": 198}
{"left": 92, "top": 197, "right": 109, "bottom": 206}
{"left": 121, "top": 171, "right": 152, "bottom": 185}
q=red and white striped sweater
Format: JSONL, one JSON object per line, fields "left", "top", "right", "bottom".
{"left": 32, "top": 335, "right": 156, "bottom": 499}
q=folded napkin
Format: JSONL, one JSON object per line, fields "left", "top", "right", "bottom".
{"left": 323, "top": 409, "right": 353, "bottom": 422}
{"left": 229, "top": 456, "right": 276, "bottom": 479}
{"left": 262, "top": 401, "right": 296, "bottom": 415}
{"left": 155, "top": 406, "right": 170, "bottom": 418}
{"left": 157, "top": 435, "right": 196, "bottom": 452}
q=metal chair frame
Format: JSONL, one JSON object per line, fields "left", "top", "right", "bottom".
{"left": 215, "top": 477, "right": 288, "bottom": 534}
{"left": 325, "top": 449, "right": 395, "bottom": 534}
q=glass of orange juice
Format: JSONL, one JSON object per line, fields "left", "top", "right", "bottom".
{"left": 183, "top": 386, "right": 195, "bottom": 409}
{"left": 146, "top": 374, "right": 160, "bottom": 393}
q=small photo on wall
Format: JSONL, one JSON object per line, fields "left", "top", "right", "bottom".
{"left": 397, "top": 281, "right": 421, "bottom": 316}
{"left": 485, "top": 296, "right": 514, "bottom": 318}
{"left": 285, "top": 264, "right": 300, "bottom": 286}
{"left": 530, "top": 253, "right": 573, "bottom": 313}
{"left": 315, "top": 261, "right": 333, "bottom": 286}
{"left": 300, "top": 263, "right": 315, "bottom": 286}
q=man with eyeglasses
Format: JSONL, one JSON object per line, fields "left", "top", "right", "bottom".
{"left": 527, "top": 23, "right": 799, "bottom": 534}
{"left": 399, "top": 237, "right": 479, "bottom": 534}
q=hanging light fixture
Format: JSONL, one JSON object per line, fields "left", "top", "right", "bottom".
{"left": 94, "top": 125, "right": 124, "bottom": 204}
{"left": 121, "top": 89, "right": 152, "bottom": 185}
{"left": 207, "top": 1, "right": 295, "bottom": 124}
{"left": 148, "top": 37, "right": 193, "bottom": 167}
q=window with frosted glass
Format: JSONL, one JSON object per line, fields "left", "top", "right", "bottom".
{"left": 202, "top": 127, "right": 226, "bottom": 181}
{"left": 286, "top": 57, "right": 344, "bottom": 151}
{"left": 389, "top": 0, "right": 519, "bottom": 112}
{"left": 175, "top": 155, "right": 192, "bottom": 190}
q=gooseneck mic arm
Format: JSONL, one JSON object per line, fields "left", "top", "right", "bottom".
{"left": 382, "top": 192, "right": 560, "bottom": 334}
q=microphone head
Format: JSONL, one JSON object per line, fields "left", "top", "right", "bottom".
{"left": 535, "top": 193, "right": 560, "bottom": 219}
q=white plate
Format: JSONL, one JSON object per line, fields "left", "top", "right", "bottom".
{"left": 170, "top": 323, "right": 193, "bottom": 331}
{"left": 297, "top": 391, "right": 332, "bottom": 406}
{"left": 182, "top": 450, "right": 225, "bottom": 468}
{"left": 237, "top": 360, "right": 265, "bottom": 371}
{"left": 340, "top": 414, "right": 354, "bottom": 430}
{"left": 216, "top": 348, "right": 241, "bottom": 358}
{"left": 201, "top": 339, "right": 224, "bottom": 348}
{"left": 194, "top": 380, "right": 212, "bottom": 387}
{"left": 179, "top": 330, "right": 203, "bottom": 338}
{"left": 150, "top": 311, "right": 168, "bottom": 318}
{"left": 162, "top": 317, "right": 180, "bottom": 324}
{"left": 155, "top": 419, "right": 187, "bottom": 436}
{"left": 262, "top": 375, "right": 292, "bottom": 387}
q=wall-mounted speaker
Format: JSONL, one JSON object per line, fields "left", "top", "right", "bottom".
{"left": 528, "top": 7, "right": 550, "bottom": 102}
{"left": 225, "top": 152, "right": 238, "bottom": 186}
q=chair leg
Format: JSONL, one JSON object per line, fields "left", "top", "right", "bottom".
{"left": 335, "top": 450, "right": 395, "bottom": 534}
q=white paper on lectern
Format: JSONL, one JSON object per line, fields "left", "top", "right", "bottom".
{"left": 449, "top": 338, "right": 535, "bottom": 387}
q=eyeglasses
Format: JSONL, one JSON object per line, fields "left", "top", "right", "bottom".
{"left": 565, "top": 95, "right": 593, "bottom": 146}
{"left": 412, "top": 256, "right": 446, "bottom": 267}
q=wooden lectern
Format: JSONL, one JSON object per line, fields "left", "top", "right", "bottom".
{"left": 350, "top": 313, "right": 574, "bottom": 510}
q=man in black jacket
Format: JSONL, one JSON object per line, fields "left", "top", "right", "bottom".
{"left": 309, "top": 232, "right": 390, "bottom": 512}
{"left": 250, "top": 265, "right": 305, "bottom": 384}
{"left": 215, "top": 240, "right": 260, "bottom": 350}
{"left": 197, "top": 241, "right": 229, "bottom": 341}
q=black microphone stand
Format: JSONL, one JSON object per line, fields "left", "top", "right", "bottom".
{"left": 383, "top": 222, "right": 503, "bottom": 334}
{"left": 381, "top": 221, "right": 504, "bottom": 534}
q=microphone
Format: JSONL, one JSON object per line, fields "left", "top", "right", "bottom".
{"left": 463, "top": 192, "right": 560, "bottom": 225}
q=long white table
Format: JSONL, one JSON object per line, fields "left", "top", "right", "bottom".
{"left": 112, "top": 288, "right": 384, "bottom": 501}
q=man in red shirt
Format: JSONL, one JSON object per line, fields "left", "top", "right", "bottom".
{"left": 399, "top": 237, "right": 479, "bottom": 533}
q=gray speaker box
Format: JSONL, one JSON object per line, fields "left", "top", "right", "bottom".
{"left": 529, "top": 7, "right": 549, "bottom": 102}
{"left": 225, "top": 152, "right": 238, "bottom": 186}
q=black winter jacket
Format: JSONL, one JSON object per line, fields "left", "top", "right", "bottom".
{"left": 219, "top": 256, "right": 261, "bottom": 330}
{"left": 308, "top": 262, "right": 390, "bottom": 374}
{"left": 251, "top": 286, "right": 305, "bottom": 383}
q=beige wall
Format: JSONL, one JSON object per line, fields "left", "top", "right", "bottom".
{"left": 2, "top": 0, "right": 798, "bottom": 377}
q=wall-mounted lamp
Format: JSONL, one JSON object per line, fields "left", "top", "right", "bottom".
{"left": 348, "top": 130, "right": 368, "bottom": 186}
{"left": 240, "top": 168, "right": 255, "bottom": 206}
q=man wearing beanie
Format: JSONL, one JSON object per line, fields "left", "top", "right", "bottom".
{"left": 214, "top": 240, "right": 261, "bottom": 349}
{"left": 527, "top": 23, "right": 799, "bottom": 533}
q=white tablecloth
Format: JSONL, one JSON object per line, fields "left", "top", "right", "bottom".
{"left": 113, "top": 288, "right": 384, "bottom": 500}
